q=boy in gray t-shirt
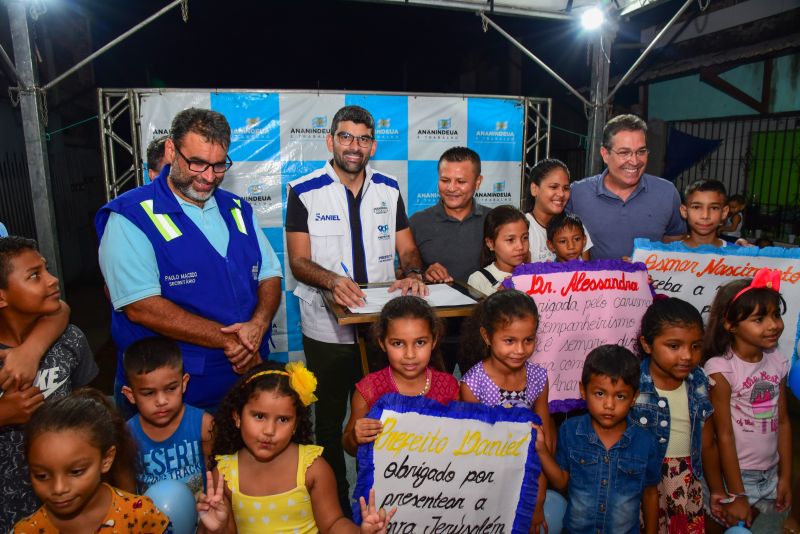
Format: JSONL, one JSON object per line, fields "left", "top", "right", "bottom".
{"left": 0, "top": 237, "right": 97, "bottom": 529}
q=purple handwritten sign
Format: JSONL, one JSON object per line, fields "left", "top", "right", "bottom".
{"left": 505, "top": 260, "right": 653, "bottom": 412}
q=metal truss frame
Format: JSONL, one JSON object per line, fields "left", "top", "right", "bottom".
{"left": 98, "top": 88, "right": 551, "bottom": 205}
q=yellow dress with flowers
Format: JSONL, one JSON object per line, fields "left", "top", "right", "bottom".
{"left": 216, "top": 444, "right": 323, "bottom": 533}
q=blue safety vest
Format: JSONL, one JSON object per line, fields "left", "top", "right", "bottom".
{"left": 95, "top": 169, "right": 267, "bottom": 385}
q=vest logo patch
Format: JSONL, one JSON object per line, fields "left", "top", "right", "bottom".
{"left": 377, "top": 224, "right": 390, "bottom": 241}
{"left": 314, "top": 213, "right": 341, "bottom": 221}
{"left": 163, "top": 271, "right": 198, "bottom": 287}
{"left": 378, "top": 254, "right": 393, "bottom": 263}
{"left": 373, "top": 201, "right": 389, "bottom": 215}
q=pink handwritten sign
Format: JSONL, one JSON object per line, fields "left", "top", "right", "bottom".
{"left": 505, "top": 260, "right": 653, "bottom": 412}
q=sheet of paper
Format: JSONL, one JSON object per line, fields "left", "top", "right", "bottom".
{"left": 346, "top": 283, "right": 476, "bottom": 314}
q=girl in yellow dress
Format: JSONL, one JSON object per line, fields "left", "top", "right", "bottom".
{"left": 197, "top": 361, "right": 395, "bottom": 533}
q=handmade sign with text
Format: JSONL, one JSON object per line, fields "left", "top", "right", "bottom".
{"left": 352, "top": 394, "right": 540, "bottom": 534}
{"left": 632, "top": 239, "right": 800, "bottom": 360}
{"left": 503, "top": 260, "right": 653, "bottom": 412}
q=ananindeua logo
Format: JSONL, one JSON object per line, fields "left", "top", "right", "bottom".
{"left": 244, "top": 183, "right": 272, "bottom": 203}
{"left": 415, "top": 191, "right": 439, "bottom": 205}
{"left": 377, "top": 117, "right": 400, "bottom": 140}
{"left": 417, "top": 117, "right": 458, "bottom": 141}
{"left": 475, "top": 119, "right": 515, "bottom": 144}
{"left": 290, "top": 116, "right": 329, "bottom": 140}
{"left": 233, "top": 117, "right": 272, "bottom": 136}
{"left": 476, "top": 181, "right": 512, "bottom": 200}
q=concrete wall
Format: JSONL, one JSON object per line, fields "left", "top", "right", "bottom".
{"left": 648, "top": 52, "right": 800, "bottom": 121}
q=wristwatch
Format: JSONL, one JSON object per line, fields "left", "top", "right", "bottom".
{"left": 403, "top": 267, "right": 423, "bottom": 278}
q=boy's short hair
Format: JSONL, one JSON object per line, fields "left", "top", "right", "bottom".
{"left": 581, "top": 344, "right": 640, "bottom": 390}
{"left": 146, "top": 135, "right": 168, "bottom": 173}
{"left": 546, "top": 212, "right": 585, "bottom": 242}
{"left": 683, "top": 179, "right": 727, "bottom": 203}
{"left": 0, "top": 236, "right": 38, "bottom": 289}
{"left": 123, "top": 337, "right": 183, "bottom": 380}
{"left": 729, "top": 194, "right": 746, "bottom": 205}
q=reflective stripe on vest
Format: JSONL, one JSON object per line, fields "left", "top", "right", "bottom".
{"left": 139, "top": 199, "right": 182, "bottom": 241}
{"left": 231, "top": 199, "right": 247, "bottom": 235}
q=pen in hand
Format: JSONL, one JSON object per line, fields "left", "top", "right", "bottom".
{"left": 340, "top": 262, "right": 367, "bottom": 303}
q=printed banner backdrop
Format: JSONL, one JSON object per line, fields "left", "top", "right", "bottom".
{"left": 352, "top": 394, "right": 540, "bottom": 533}
{"left": 504, "top": 260, "right": 653, "bottom": 412}
{"left": 139, "top": 91, "right": 526, "bottom": 362}
{"left": 632, "top": 240, "right": 800, "bottom": 361}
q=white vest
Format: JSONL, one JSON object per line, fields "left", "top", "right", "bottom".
{"left": 288, "top": 161, "right": 399, "bottom": 343}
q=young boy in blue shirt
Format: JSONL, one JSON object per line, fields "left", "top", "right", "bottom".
{"left": 546, "top": 213, "right": 587, "bottom": 262}
{"left": 535, "top": 345, "right": 661, "bottom": 534}
{"left": 121, "top": 336, "right": 212, "bottom": 494}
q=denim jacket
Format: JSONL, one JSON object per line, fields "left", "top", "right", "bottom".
{"left": 556, "top": 414, "right": 661, "bottom": 534}
{"left": 630, "top": 358, "right": 714, "bottom": 478}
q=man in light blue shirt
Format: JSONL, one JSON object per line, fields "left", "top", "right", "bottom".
{"left": 568, "top": 115, "right": 685, "bottom": 259}
{"left": 97, "top": 108, "right": 282, "bottom": 412}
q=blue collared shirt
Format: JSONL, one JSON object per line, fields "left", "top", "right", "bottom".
{"left": 630, "top": 358, "right": 714, "bottom": 478}
{"left": 567, "top": 171, "right": 685, "bottom": 260}
{"left": 556, "top": 414, "right": 661, "bottom": 534}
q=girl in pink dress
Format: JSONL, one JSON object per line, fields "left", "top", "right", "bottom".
{"left": 342, "top": 296, "right": 459, "bottom": 456}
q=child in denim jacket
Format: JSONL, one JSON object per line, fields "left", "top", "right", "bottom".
{"left": 632, "top": 298, "right": 724, "bottom": 533}
{"left": 535, "top": 345, "right": 661, "bottom": 534}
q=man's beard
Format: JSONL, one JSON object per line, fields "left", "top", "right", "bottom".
{"left": 333, "top": 149, "right": 370, "bottom": 175}
{"left": 169, "top": 166, "right": 220, "bottom": 203}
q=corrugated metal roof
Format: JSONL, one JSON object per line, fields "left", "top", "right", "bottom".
{"left": 627, "top": 34, "right": 800, "bottom": 83}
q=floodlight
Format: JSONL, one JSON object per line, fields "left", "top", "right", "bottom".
{"left": 581, "top": 7, "right": 604, "bottom": 30}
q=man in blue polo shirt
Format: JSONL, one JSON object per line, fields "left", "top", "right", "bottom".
{"left": 568, "top": 114, "right": 685, "bottom": 259}
{"left": 96, "top": 108, "right": 282, "bottom": 413}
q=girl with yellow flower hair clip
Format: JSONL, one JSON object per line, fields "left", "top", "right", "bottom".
{"left": 197, "top": 361, "right": 396, "bottom": 534}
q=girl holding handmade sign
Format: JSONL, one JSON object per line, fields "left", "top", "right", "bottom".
{"left": 467, "top": 205, "right": 530, "bottom": 295}
{"left": 196, "top": 361, "right": 396, "bottom": 534}
{"left": 702, "top": 269, "right": 792, "bottom": 530}
{"left": 343, "top": 296, "right": 460, "bottom": 456}
{"left": 459, "top": 290, "right": 554, "bottom": 533}
{"left": 524, "top": 159, "right": 592, "bottom": 262}
{"left": 632, "top": 297, "right": 725, "bottom": 533}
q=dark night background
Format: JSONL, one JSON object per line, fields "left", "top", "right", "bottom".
{"left": 0, "top": 0, "right": 695, "bottom": 285}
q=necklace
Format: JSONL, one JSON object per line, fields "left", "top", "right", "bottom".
{"left": 390, "top": 367, "right": 431, "bottom": 396}
{"left": 530, "top": 210, "right": 549, "bottom": 229}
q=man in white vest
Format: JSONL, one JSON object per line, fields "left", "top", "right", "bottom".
{"left": 285, "top": 105, "right": 426, "bottom": 513}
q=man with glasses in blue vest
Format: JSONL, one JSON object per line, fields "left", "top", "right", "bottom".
{"left": 96, "top": 107, "right": 282, "bottom": 413}
{"left": 286, "top": 104, "right": 426, "bottom": 515}
{"left": 568, "top": 114, "right": 685, "bottom": 260}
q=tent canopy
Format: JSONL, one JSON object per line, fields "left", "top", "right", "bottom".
{"left": 361, "top": 0, "right": 673, "bottom": 19}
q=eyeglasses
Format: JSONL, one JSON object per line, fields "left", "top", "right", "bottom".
{"left": 335, "top": 131, "right": 374, "bottom": 148}
{"left": 174, "top": 145, "right": 233, "bottom": 174}
{"left": 607, "top": 147, "right": 649, "bottom": 160}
